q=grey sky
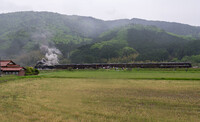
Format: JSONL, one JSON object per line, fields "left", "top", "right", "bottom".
{"left": 0, "top": 0, "right": 200, "bottom": 26}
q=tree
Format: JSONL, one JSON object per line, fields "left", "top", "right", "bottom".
{"left": 120, "top": 47, "right": 137, "bottom": 57}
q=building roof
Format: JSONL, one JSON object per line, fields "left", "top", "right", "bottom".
{"left": 1, "top": 67, "right": 25, "bottom": 71}
{"left": 0, "top": 60, "right": 25, "bottom": 72}
{"left": 6, "top": 64, "right": 20, "bottom": 67}
{"left": 0, "top": 60, "right": 16, "bottom": 67}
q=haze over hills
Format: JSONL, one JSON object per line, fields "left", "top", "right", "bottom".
{"left": 0, "top": 11, "right": 200, "bottom": 66}
{"left": 1, "top": 11, "right": 200, "bottom": 38}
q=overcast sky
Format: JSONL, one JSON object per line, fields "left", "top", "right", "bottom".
{"left": 0, "top": 0, "right": 200, "bottom": 26}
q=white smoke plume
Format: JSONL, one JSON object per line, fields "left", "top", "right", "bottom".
{"left": 40, "top": 45, "right": 62, "bottom": 66}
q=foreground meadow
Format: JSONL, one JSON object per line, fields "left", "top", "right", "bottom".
{"left": 0, "top": 69, "right": 200, "bottom": 121}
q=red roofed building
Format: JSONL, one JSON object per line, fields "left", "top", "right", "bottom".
{"left": 0, "top": 60, "right": 26, "bottom": 76}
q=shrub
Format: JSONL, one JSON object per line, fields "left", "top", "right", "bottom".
{"left": 25, "top": 67, "right": 40, "bottom": 75}
{"left": 34, "top": 69, "right": 40, "bottom": 75}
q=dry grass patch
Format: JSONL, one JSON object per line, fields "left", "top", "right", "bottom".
{"left": 0, "top": 78, "right": 200, "bottom": 121}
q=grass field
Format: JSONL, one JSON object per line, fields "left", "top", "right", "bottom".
{"left": 0, "top": 69, "right": 200, "bottom": 121}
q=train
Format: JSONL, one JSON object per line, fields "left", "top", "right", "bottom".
{"left": 35, "top": 62, "right": 192, "bottom": 69}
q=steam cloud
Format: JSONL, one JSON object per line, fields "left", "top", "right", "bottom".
{"left": 40, "top": 45, "right": 62, "bottom": 66}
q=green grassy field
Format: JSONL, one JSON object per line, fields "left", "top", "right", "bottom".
{"left": 0, "top": 69, "right": 200, "bottom": 121}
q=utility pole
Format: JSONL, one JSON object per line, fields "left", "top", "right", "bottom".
{"left": 0, "top": 57, "right": 1, "bottom": 77}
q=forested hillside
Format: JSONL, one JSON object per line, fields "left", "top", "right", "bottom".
{"left": 71, "top": 25, "right": 200, "bottom": 64}
{"left": 0, "top": 11, "right": 200, "bottom": 66}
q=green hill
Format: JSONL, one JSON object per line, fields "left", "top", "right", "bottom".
{"left": 71, "top": 25, "right": 197, "bottom": 63}
{"left": 0, "top": 11, "right": 200, "bottom": 66}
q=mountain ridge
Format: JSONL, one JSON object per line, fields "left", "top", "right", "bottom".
{"left": 0, "top": 11, "right": 200, "bottom": 66}
{"left": 0, "top": 11, "right": 200, "bottom": 38}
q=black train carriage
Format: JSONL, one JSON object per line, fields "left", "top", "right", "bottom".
{"left": 35, "top": 62, "right": 192, "bottom": 69}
